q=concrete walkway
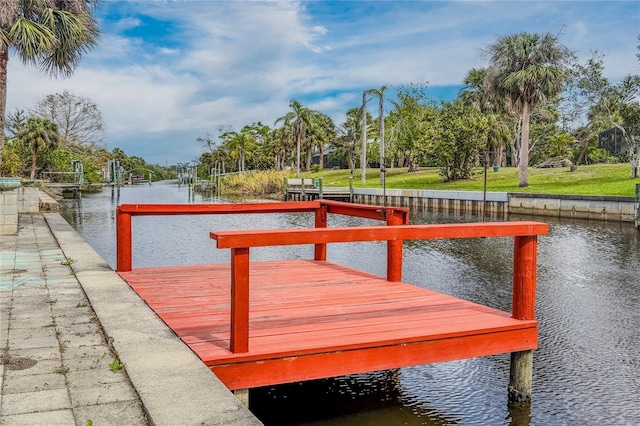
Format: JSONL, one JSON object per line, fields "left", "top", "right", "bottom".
{"left": 1, "top": 213, "right": 261, "bottom": 425}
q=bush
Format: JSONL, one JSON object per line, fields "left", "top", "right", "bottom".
{"left": 221, "top": 170, "right": 286, "bottom": 195}
{"left": 586, "top": 147, "right": 616, "bottom": 164}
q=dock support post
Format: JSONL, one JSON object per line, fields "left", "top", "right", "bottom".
{"left": 509, "top": 350, "right": 533, "bottom": 403}
{"left": 230, "top": 247, "right": 250, "bottom": 353}
{"left": 314, "top": 203, "right": 327, "bottom": 260}
{"left": 509, "top": 235, "right": 538, "bottom": 403}
{"left": 234, "top": 389, "right": 249, "bottom": 407}
{"left": 386, "top": 210, "right": 406, "bottom": 282}
{"left": 115, "top": 209, "right": 132, "bottom": 272}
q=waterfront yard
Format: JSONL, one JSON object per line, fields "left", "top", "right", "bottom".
{"left": 308, "top": 163, "right": 638, "bottom": 197}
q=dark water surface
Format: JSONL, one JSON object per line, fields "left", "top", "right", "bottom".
{"left": 59, "top": 181, "right": 640, "bottom": 426}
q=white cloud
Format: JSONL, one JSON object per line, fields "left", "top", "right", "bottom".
{"left": 6, "top": 0, "right": 638, "bottom": 165}
{"left": 113, "top": 16, "right": 141, "bottom": 32}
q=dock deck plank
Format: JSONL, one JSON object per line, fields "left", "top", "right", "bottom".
{"left": 119, "top": 259, "right": 537, "bottom": 390}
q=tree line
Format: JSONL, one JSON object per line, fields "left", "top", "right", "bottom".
{"left": 2, "top": 90, "right": 173, "bottom": 182}
{"left": 197, "top": 33, "right": 640, "bottom": 187}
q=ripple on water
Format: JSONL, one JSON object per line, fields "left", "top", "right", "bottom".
{"left": 59, "top": 185, "right": 640, "bottom": 425}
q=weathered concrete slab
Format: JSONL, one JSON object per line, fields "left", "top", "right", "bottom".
{"left": 44, "top": 213, "right": 262, "bottom": 425}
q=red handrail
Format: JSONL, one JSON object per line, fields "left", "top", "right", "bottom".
{"left": 115, "top": 201, "right": 547, "bottom": 355}
{"left": 210, "top": 222, "right": 548, "bottom": 353}
{"left": 115, "top": 200, "right": 409, "bottom": 272}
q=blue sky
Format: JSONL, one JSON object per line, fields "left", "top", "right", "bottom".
{"left": 7, "top": 0, "right": 639, "bottom": 166}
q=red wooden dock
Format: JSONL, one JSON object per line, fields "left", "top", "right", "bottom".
{"left": 115, "top": 201, "right": 547, "bottom": 394}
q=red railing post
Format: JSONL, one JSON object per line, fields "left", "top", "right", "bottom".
{"left": 314, "top": 203, "right": 328, "bottom": 260}
{"left": 116, "top": 208, "right": 132, "bottom": 272}
{"left": 512, "top": 236, "right": 538, "bottom": 320}
{"left": 386, "top": 209, "right": 405, "bottom": 282}
{"left": 230, "top": 247, "right": 250, "bottom": 353}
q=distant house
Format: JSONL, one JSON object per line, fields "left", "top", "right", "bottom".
{"left": 598, "top": 127, "right": 630, "bottom": 155}
{"left": 311, "top": 150, "right": 344, "bottom": 170}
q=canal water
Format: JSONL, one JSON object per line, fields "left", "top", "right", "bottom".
{"left": 58, "top": 180, "right": 640, "bottom": 426}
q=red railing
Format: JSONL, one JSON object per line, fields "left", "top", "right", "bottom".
{"left": 115, "top": 200, "right": 409, "bottom": 272}
{"left": 210, "top": 222, "right": 548, "bottom": 353}
{"left": 115, "top": 200, "right": 547, "bottom": 355}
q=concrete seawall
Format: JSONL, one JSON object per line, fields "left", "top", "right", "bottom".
{"left": 45, "top": 213, "right": 262, "bottom": 425}
{"left": 353, "top": 188, "right": 509, "bottom": 219}
{"left": 1, "top": 187, "right": 262, "bottom": 425}
{"left": 508, "top": 193, "right": 636, "bottom": 223}
{"left": 352, "top": 188, "right": 637, "bottom": 224}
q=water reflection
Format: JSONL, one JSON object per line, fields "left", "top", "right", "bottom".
{"left": 59, "top": 181, "right": 640, "bottom": 425}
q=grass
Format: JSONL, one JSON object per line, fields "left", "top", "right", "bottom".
{"left": 109, "top": 358, "right": 125, "bottom": 373}
{"left": 221, "top": 170, "right": 287, "bottom": 195}
{"left": 303, "top": 164, "right": 639, "bottom": 197}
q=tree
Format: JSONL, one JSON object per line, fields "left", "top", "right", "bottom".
{"left": 306, "top": 112, "right": 336, "bottom": 171}
{"left": 5, "top": 108, "right": 27, "bottom": 136}
{"left": 0, "top": 0, "right": 100, "bottom": 173}
{"left": 242, "top": 122, "right": 274, "bottom": 171}
{"left": 564, "top": 51, "right": 640, "bottom": 176}
{"left": 485, "top": 32, "right": 573, "bottom": 186}
{"left": 562, "top": 52, "right": 612, "bottom": 168}
{"left": 460, "top": 68, "right": 511, "bottom": 167}
{"left": 16, "top": 116, "right": 60, "bottom": 179}
{"left": 272, "top": 125, "right": 293, "bottom": 171}
{"left": 430, "top": 100, "right": 489, "bottom": 181}
{"left": 485, "top": 114, "right": 512, "bottom": 167}
{"left": 616, "top": 76, "right": 640, "bottom": 177}
{"left": 220, "top": 129, "right": 254, "bottom": 174}
{"left": 33, "top": 90, "right": 105, "bottom": 147}
{"left": 335, "top": 107, "right": 365, "bottom": 173}
{"left": 275, "top": 100, "right": 316, "bottom": 177}
{"left": 387, "top": 85, "right": 432, "bottom": 172}
{"left": 546, "top": 132, "right": 575, "bottom": 159}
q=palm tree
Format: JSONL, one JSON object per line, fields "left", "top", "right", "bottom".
{"left": 306, "top": 112, "right": 336, "bottom": 171}
{"left": 336, "top": 107, "right": 363, "bottom": 173}
{"left": 220, "top": 124, "right": 269, "bottom": 173}
{"left": 275, "top": 100, "right": 316, "bottom": 177}
{"left": 273, "top": 126, "right": 293, "bottom": 170}
{"left": 16, "top": 117, "right": 60, "bottom": 179}
{"left": 0, "top": 0, "right": 100, "bottom": 172}
{"left": 460, "top": 68, "right": 500, "bottom": 113}
{"left": 486, "top": 32, "right": 572, "bottom": 187}
{"left": 460, "top": 68, "right": 511, "bottom": 167}
{"left": 486, "top": 114, "right": 511, "bottom": 167}
{"left": 367, "top": 86, "right": 387, "bottom": 185}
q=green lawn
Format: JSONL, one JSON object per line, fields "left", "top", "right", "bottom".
{"left": 305, "top": 164, "right": 639, "bottom": 197}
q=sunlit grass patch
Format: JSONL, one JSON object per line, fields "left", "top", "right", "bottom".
{"left": 306, "top": 164, "right": 637, "bottom": 197}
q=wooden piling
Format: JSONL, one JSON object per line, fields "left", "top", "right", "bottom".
{"left": 234, "top": 389, "right": 249, "bottom": 407}
{"left": 510, "top": 235, "right": 538, "bottom": 403}
{"left": 509, "top": 350, "right": 533, "bottom": 403}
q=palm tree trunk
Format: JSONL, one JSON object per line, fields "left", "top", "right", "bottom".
{"left": 519, "top": 103, "right": 531, "bottom": 187}
{"left": 397, "top": 152, "right": 406, "bottom": 168}
{"left": 319, "top": 144, "right": 324, "bottom": 169}
{"left": 296, "top": 134, "right": 301, "bottom": 177}
{"left": 305, "top": 145, "right": 312, "bottom": 171}
{"left": 30, "top": 146, "right": 38, "bottom": 180}
{"left": 0, "top": 46, "right": 8, "bottom": 173}
{"left": 379, "top": 96, "right": 385, "bottom": 185}
{"left": 361, "top": 91, "right": 367, "bottom": 185}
